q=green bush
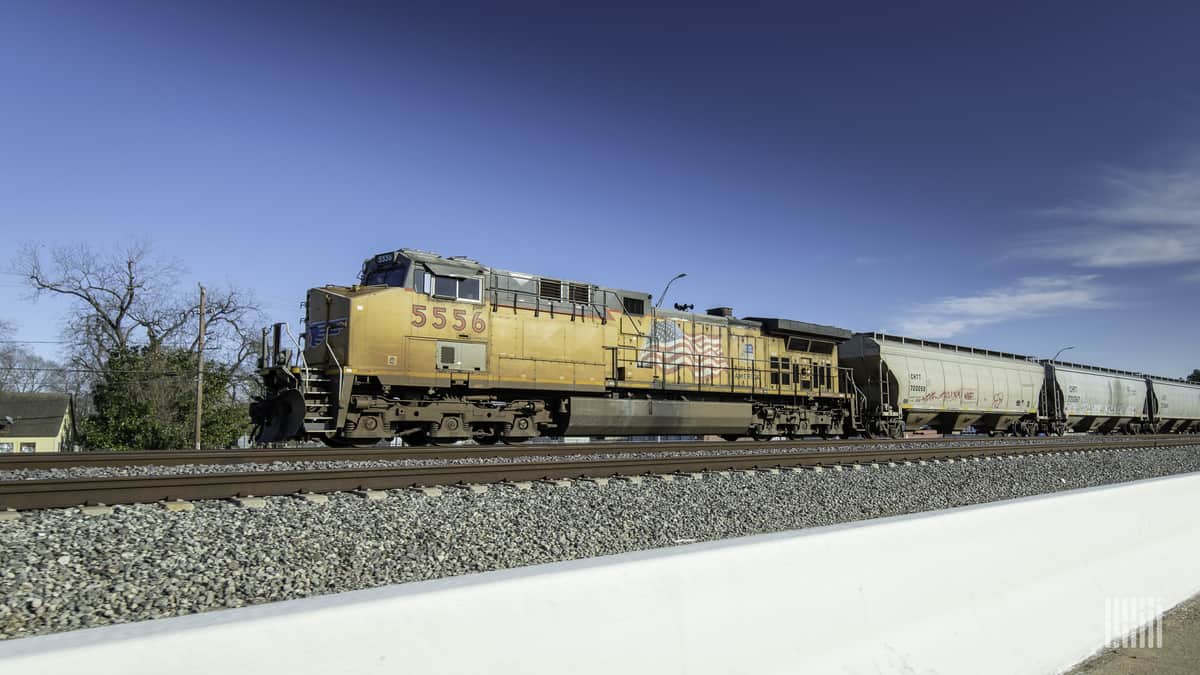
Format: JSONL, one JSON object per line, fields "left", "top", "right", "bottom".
{"left": 83, "top": 347, "right": 247, "bottom": 450}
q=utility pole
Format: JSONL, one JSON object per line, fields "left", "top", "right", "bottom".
{"left": 194, "top": 284, "right": 206, "bottom": 450}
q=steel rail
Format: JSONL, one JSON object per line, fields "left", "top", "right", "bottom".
{"left": 0, "top": 434, "right": 1185, "bottom": 470}
{"left": 0, "top": 438, "right": 1193, "bottom": 511}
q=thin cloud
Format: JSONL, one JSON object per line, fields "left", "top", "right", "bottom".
{"left": 896, "top": 275, "right": 1105, "bottom": 339}
{"left": 1034, "top": 165, "right": 1200, "bottom": 267}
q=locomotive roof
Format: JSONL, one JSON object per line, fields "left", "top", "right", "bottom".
{"left": 399, "top": 249, "right": 486, "bottom": 277}
{"left": 379, "top": 249, "right": 848, "bottom": 331}
{"left": 744, "top": 317, "right": 852, "bottom": 342}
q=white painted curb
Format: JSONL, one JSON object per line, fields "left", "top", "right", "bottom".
{"left": 3, "top": 472, "right": 1199, "bottom": 674}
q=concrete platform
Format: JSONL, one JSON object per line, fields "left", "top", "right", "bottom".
{"left": 3, "top": 472, "right": 1199, "bottom": 674}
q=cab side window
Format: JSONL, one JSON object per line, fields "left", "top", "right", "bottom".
{"left": 419, "top": 271, "right": 484, "bottom": 303}
{"left": 433, "top": 276, "right": 458, "bottom": 298}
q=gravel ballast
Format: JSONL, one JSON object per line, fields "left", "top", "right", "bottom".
{"left": 2, "top": 444, "right": 1199, "bottom": 640}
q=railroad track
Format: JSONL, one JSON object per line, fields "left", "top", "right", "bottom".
{"left": 1, "top": 437, "right": 1193, "bottom": 511}
{"left": 0, "top": 433, "right": 1187, "bottom": 470}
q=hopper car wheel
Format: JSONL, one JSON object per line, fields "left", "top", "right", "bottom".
{"left": 501, "top": 436, "right": 531, "bottom": 445}
{"left": 721, "top": 434, "right": 742, "bottom": 442}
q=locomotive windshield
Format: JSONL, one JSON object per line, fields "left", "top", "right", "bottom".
{"left": 362, "top": 258, "right": 410, "bottom": 287}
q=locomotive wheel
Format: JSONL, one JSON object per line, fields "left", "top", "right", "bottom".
{"left": 721, "top": 434, "right": 742, "bottom": 442}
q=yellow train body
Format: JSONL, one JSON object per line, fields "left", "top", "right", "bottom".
{"left": 255, "top": 248, "right": 857, "bottom": 445}
{"left": 307, "top": 286, "right": 840, "bottom": 397}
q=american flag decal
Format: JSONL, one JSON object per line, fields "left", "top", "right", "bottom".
{"left": 638, "top": 320, "right": 726, "bottom": 382}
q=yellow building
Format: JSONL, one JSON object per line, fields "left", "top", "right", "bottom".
{"left": 0, "top": 392, "right": 74, "bottom": 453}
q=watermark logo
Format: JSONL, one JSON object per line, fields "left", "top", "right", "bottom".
{"left": 1104, "top": 596, "right": 1164, "bottom": 648}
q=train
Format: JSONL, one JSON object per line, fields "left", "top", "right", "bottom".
{"left": 249, "top": 248, "right": 1200, "bottom": 445}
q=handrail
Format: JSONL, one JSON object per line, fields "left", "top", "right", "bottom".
{"left": 325, "top": 339, "right": 343, "bottom": 385}
{"left": 282, "top": 322, "right": 307, "bottom": 371}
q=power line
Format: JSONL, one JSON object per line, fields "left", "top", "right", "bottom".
{"left": 0, "top": 366, "right": 184, "bottom": 376}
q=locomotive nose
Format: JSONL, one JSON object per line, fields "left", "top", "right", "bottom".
{"left": 251, "top": 389, "right": 306, "bottom": 443}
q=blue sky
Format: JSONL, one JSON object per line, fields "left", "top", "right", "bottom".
{"left": 1, "top": 1, "right": 1198, "bottom": 377}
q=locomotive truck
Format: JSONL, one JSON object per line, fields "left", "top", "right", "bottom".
{"left": 250, "top": 248, "right": 1200, "bottom": 445}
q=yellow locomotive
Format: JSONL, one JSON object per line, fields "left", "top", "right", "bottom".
{"left": 251, "top": 248, "right": 862, "bottom": 445}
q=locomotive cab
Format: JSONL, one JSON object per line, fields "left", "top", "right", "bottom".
{"left": 360, "top": 251, "right": 412, "bottom": 287}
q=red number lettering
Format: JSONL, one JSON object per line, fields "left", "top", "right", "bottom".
{"left": 411, "top": 305, "right": 427, "bottom": 327}
{"left": 452, "top": 309, "right": 467, "bottom": 331}
{"left": 472, "top": 312, "right": 486, "bottom": 333}
{"left": 431, "top": 307, "right": 447, "bottom": 329}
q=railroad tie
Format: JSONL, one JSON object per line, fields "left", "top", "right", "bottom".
{"left": 353, "top": 489, "right": 389, "bottom": 500}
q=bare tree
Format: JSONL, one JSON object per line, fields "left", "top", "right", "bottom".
{"left": 13, "top": 241, "right": 263, "bottom": 396}
{"left": 0, "top": 319, "right": 68, "bottom": 393}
